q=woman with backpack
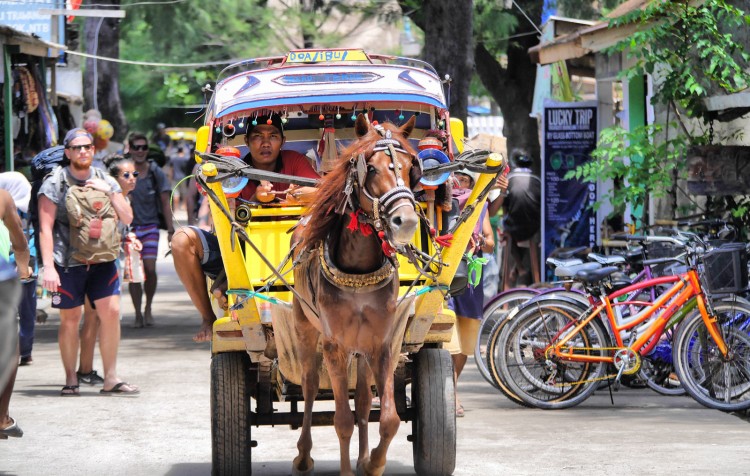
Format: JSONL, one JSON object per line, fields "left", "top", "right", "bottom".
{"left": 37, "top": 128, "right": 139, "bottom": 396}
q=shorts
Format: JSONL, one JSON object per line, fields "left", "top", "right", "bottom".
{"left": 444, "top": 316, "right": 481, "bottom": 356}
{"left": 449, "top": 283, "right": 484, "bottom": 320}
{"left": 190, "top": 226, "right": 224, "bottom": 280}
{"left": 52, "top": 262, "right": 120, "bottom": 309}
{"left": 133, "top": 224, "right": 160, "bottom": 261}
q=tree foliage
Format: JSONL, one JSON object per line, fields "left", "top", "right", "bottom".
{"left": 116, "top": 1, "right": 399, "bottom": 132}
{"left": 569, "top": 0, "right": 750, "bottom": 224}
{"left": 610, "top": 0, "right": 750, "bottom": 125}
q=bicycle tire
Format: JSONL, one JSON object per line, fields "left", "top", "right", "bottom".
{"left": 486, "top": 293, "right": 590, "bottom": 406}
{"left": 495, "top": 299, "right": 610, "bottom": 409}
{"left": 475, "top": 289, "right": 539, "bottom": 388}
{"left": 485, "top": 313, "right": 532, "bottom": 406}
{"left": 674, "top": 301, "right": 750, "bottom": 412}
{"left": 638, "top": 328, "right": 686, "bottom": 396}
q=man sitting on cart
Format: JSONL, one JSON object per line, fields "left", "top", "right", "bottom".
{"left": 172, "top": 115, "right": 319, "bottom": 342}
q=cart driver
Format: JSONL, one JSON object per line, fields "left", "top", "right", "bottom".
{"left": 172, "top": 115, "right": 320, "bottom": 342}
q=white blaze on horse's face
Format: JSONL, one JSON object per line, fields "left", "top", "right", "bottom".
{"left": 355, "top": 114, "right": 420, "bottom": 246}
{"left": 387, "top": 155, "right": 420, "bottom": 245}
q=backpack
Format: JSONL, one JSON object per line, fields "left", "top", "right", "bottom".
{"left": 61, "top": 168, "right": 122, "bottom": 264}
{"left": 29, "top": 146, "right": 68, "bottom": 259}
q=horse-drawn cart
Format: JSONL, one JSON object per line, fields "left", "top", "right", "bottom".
{"left": 193, "top": 49, "right": 504, "bottom": 475}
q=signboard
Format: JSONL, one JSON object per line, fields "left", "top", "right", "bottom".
{"left": 687, "top": 145, "right": 750, "bottom": 195}
{"left": 542, "top": 100, "right": 598, "bottom": 280}
{"left": 0, "top": 1, "right": 61, "bottom": 43}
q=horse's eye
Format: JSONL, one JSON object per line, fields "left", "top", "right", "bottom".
{"left": 367, "top": 165, "right": 377, "bottom": 174}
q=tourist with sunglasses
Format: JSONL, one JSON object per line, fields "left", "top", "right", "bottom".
{"left": 38, "top": 128, "right": 139, "bottom": 396}
{"left": 126, "top": 133, "right": 174, "bottom": 328}
{"left": 75, "top": 154, "right": 142, "bottom": 388}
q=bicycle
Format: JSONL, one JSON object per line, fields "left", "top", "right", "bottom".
{"left": 492, "top": 235, "right": 750, "bottom": 411}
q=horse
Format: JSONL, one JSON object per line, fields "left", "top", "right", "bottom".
{"left": 291, "top": 113, "right": 421, "bottom": 476}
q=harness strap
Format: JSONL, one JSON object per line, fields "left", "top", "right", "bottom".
{"left": 195, "top": 174, "right": 321, "bottom": 319}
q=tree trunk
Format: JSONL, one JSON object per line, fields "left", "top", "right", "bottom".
{"left": 83, "top": 0, "right": 128, "bottom": 142}
{"left": 405, "top": 1, "right": 474, "bottom": 124}
{"left": 474, "top": 41, "right": 539, "bottom": 170}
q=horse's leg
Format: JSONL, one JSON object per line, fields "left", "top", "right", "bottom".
{"left": 354, "top": 355, "right": 372, "bottom": 470}
{"left": 292, "top": 301, "right": 320, "bottom": 476}
{"left": 364, "top": 346, "right": 399, "bottom": 476}
{"left": 322, "top": 340, "right": 356, "bottom": 476}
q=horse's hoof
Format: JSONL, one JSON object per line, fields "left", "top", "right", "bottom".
{"left": 357, "top": 459, "right": 385, "bottom": 476}
{"left": 292, "top": 457, "right": 315, "bottom": 476}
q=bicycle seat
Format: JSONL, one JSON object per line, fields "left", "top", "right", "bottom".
{"left": 587, "top": 253, "right": 626, "bottom": 266}
{"left": 555, "top": 262, "right": 600, "bottom": 278}
{"left": 575, "top": 266, "right": 620, "bottom": 284}
{"left": 548, "top": 246, "right": 589, "bottom": 260}
{"left": 546, "top": 257, "right": 583, "bottom": 269}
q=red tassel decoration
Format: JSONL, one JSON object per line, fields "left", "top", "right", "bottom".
{"left": 347, "top": 210, "right": 374, "bottom": 237}
{"left": 435, "top": 233, "right": 454, "bottom": 247}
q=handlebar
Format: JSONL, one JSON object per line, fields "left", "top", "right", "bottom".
{"left": 617, "top": 234, "right": 688, "bottom": 248}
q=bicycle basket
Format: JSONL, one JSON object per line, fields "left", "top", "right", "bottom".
{"left": 700, "top": 243, "right": 749, "bottom": 294}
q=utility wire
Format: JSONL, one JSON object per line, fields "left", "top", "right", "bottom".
{"left": 65, "top": 49, "right": 240, "bottom": 68}
{"left": 511, "top": 0, "right": 543, "bottom": 35}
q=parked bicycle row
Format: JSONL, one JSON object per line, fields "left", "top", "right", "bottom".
{"left": 474, "top": 220, "right": 750, "bottom": 412}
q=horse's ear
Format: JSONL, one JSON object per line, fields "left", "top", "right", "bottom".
{"left": 399, "top": 115, "right": 417, "bottom": 139}
{"left": 355, "top": 113, "right": 371, "bottom": 138}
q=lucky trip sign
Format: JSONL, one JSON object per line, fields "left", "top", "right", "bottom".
{"left": 541, "top": 100, "right": 598, "bottom": 280}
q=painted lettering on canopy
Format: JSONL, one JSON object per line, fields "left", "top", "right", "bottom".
{"left": 285, "top": 49, "right": 369, "bottom": 64}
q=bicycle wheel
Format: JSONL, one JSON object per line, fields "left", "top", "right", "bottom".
{"left": 638, "top": 329, "right": 686, "bottom": 396}
{"left": 495, "top": 299, "right": 610, "bottom": 409}
{"left": 487, "top": 293, "right": 590, "bottom": 406}
{"left": 674, "top": 301, "right": 750, "bottom": 411}
{"left": 475, "top": 289, "right": 538, "bottom": 388}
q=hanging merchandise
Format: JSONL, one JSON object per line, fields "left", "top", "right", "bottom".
{"left": 31, "top": 64, "right": 58, "bottom": 147}
{"left": 16, "top": 67, "right": 39, "bottom": 114}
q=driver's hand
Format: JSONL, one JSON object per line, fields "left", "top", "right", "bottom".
{"left": 256, "top": 180, "right": 275, "bottom": 203}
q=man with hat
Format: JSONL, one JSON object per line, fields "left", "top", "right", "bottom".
{"left": 172, "top": 114, "right": 319, "bottom": 342}
{"left": 38, "top": 128, "right": 139, "bottom": 395}
{"left": 238, "top": 114, "right": 319, "bottom": 202}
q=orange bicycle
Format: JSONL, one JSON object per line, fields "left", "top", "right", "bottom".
{"left": 494, "top": 235, "right": 750, "bottom": 411}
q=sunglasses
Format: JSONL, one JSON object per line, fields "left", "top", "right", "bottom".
{"left": 121, "top": 171, "right": 140, "bottom": 179}
{"left": 130, "top": 144, "right": 149, "bottom": 151}
{"left": 67, "top": 144, "right": 94, "bottom": 152}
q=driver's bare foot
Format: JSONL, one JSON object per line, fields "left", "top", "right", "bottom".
{"left": 193, "top": 321, "right": 214, "bottom": 342}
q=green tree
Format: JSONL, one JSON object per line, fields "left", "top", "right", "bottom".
{"left": 569, "top": 0, "right": 750, "bottom": 224}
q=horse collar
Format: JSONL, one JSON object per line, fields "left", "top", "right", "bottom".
{"left": 319, "top": 243, "right": 394, "bottom": 292}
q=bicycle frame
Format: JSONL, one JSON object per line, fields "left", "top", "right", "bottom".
{"left": 551, "top": 268, "right": 727, "bottom": 364}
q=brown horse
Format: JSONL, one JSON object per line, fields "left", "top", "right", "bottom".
{"left": 291, "top": 114, "right": 421, "bottom": 476}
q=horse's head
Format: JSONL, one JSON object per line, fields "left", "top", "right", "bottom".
{"left": 351, "top": 114, "right": 421, "bottom": 246}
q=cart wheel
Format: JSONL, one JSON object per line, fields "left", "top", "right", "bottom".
{"left": 211, "top": 352, "right": 252, "bottom": 475}
{"left": 411, "top": 348, "right": 456, "bottom": 476}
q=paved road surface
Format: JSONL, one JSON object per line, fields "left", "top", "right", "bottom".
{"left": 4, "top": 233, "right": 750, "bottom": 475}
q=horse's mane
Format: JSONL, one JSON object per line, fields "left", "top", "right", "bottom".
{"left": 301, "top": 121, "right": 417, "bottom": 247}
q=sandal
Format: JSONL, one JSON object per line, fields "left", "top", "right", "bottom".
{"left": 61, "top": 385, "right": 80, "bottom": 397}
{"left": 100, "top": 382, "right": 140, "bottom": 396}
{"left": 456, "top": 404, "right": 465, "bottom": 418}
{"left": 0, "top": 417, "right": 23, "bottom": 438}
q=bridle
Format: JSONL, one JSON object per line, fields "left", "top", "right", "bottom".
{"left": 339, "top": 125, "right": 418, "bottom": 238}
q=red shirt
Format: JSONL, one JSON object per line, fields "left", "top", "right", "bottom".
{"left": 239, "top": 150, "right": 320, "bottom": 201}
